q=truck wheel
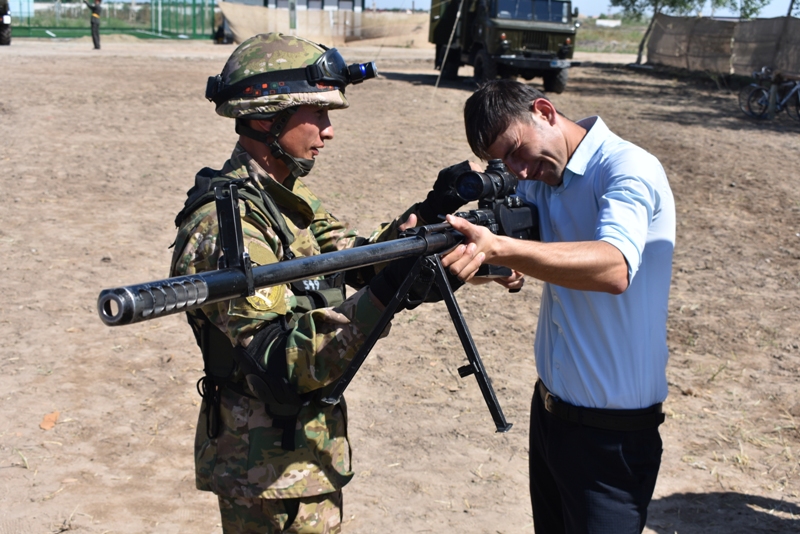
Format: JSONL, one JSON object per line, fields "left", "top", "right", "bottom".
{"left": 0, "top": 25, "right": 10, "bottom": 46}
{"left": 438, "top": 45, "right": 460, "bottom": 80}
{"left": 543, "top": 69, "right": 568, "bottom": 94}
{"left": 474, "top": 48, "right": 497, "bottom": 82}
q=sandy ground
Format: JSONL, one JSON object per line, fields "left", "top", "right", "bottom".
{"left": 1, "top": 37, "right": 799, "bottom": 533}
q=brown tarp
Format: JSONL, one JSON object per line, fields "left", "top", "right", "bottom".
{"left": 647, "top": 13, "right": 800, "bottom": 77}
{"left": 733, "top": 17, "right": 800, "bottom": 76}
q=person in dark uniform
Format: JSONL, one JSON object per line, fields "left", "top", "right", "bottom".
{"left": 84, "top": 0, "right": 101, "bottom": 50}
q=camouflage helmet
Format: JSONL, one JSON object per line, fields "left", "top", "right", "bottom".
{"left": 206, "top": 33, "right": 350, "bottom": 119}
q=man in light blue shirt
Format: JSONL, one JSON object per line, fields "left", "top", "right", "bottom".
{"left": 443, "top": 80, "right": 675, "bottom": 534}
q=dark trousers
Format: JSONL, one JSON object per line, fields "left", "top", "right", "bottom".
{"left": 91, "top": 21, "right": 100, "bottom": 49}
{"left": 529, "top": 387, "right": 662, "bottom": 534}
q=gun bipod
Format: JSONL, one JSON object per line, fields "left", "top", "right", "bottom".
{"left": 321, "top": 252, "right": 513, "bottom": 434}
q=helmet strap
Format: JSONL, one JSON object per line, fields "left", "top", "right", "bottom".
{"left": 235, "top": 108, "right": 315, "bottom": 187}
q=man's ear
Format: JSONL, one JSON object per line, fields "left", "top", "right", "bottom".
{"left": 531, "top": 98, "right": 557, "bottom": 125}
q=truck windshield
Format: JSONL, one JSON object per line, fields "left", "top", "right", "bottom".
{"left": 494, "top": 0, "right": 570, "bottom": 23}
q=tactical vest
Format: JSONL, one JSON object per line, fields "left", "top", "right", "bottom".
{"left": 174, "top": 167, "right": 346, "bottom": 450}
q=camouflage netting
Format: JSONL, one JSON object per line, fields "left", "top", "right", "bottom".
{"left": 647, "top": 14, "right": 800, "bottom": 77}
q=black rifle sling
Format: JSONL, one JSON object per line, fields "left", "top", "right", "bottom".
{"left": 189, "top": 310, "right": 234, "bottom": 440}
{"left": 174, "top": 167, "right": 295, "bottom": 257}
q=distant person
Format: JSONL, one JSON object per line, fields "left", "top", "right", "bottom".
{"left": 83, "top": 0, "right": 101, "bottom": 50}
{"left": 170, "top": 32, "right": 482, "bottom": 532}
{"left": 443, "top": 79, "right": 676, "bottom": 534}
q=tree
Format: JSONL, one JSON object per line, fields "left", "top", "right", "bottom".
{"left": 611, "top": 0, "right": 771, "bottom": 64}
{"left": 709, "top": 0, "right": 770, "bottom": 19}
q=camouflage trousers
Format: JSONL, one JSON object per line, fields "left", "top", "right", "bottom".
{"left": 218, "top": 490, "right": 343, "bottom": 534}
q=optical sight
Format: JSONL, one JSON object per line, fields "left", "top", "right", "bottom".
{"left": 455, "top": 160, "right": 518, "bottom": 204}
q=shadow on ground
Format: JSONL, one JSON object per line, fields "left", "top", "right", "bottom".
{"left": 647, "top": 492, "right": 800, "bottom": 533}
{"left": 568, "top": 64, "right": 800, "bottom": 133}
{"left": 380, "top": 70, "right": 478, "bottom": 91}
{"left": 382, "top": 64, "right": 800, "bottom": 133}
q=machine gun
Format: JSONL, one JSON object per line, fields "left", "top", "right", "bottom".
{"left": 97, "top": 160, "right": 538, "bottom": 433}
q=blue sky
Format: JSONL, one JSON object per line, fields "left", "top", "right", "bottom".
{"left": 377, "top": 0, "right": 793, "bottom": 18}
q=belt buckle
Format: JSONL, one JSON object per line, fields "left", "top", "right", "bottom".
{"left": 544, "top": 391, "right": 557, "bottom": 413}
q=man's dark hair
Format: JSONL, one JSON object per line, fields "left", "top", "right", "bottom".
{"left": 464, "top": 80, "right": 550, "bottom": 161}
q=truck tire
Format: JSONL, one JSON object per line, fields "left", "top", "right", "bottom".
{"left": 474, "top": 48, "right": 497, "bottom": 83}
{"left": 543, "top": 69, "right": 568, "bottom": 94}
{"left": 438, "top": 44, "right": 460, "bottom": 80}
{"left": 0, "top": 25, "right": 10, "bottom": 46}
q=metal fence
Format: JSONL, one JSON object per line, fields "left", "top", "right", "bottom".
{"left": 9, "top": 0, "right": 216, "bottom": 39}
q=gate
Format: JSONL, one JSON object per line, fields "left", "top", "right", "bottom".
{"left": 8, "top": 0, "right": 215, "bottom": 39}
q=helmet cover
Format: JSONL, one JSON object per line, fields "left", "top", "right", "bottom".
{"left": 214, "top": 32, "right": 349, "bottom": 119}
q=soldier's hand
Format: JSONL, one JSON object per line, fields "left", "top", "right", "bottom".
{"left": 398, "top": 213, "right": 418, "bottom": 232}
{"left": 417, "top": 160, "right": 482, "bottom": 224}
{"left": 368, "top": 255, "right": 418, "bottom": 308}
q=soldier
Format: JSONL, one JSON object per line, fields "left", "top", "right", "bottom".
{"left": 170, "top": 33, "right": 474, "bottom": 533}
{"left": 83, "top": 0, "right": 101, "bottom": 50}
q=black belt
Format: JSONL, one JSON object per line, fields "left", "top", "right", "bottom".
{"left": 536, "top": 380, "right": 665, "bottom": 432}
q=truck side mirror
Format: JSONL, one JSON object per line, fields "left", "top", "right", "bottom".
{"left": 573, "top": 7, "right": 579, "bottom": 18}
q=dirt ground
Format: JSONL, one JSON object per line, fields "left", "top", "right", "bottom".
{"left": 1, "top": 36, "right": 799, "bottom": 534}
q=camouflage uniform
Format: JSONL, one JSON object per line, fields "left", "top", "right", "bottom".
{"left": 171, "top": 143, "right": 414, "bottom": 503}
{"left": 218, "top": 491, "right": 343, "bottom": 533}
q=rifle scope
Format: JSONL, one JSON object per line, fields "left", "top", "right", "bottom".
{"left": 455, "top": 159, "right": 518, "bottom": 203}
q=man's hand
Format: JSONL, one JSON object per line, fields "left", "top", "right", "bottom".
{"left": 493, "top": 270, "right": 525, "bottom": 291}
{"left": 440, "top": 214, "right": 497, "bottom": 282}
{"left": 467, "top": 269, "right": 525, "bottom": 291}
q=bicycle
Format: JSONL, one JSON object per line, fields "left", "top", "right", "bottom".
{"left": 738, "top": 66, "right": 800, "bottom": 121}
{"left": 738, "top": 66, "right": 771, "bottom": 116}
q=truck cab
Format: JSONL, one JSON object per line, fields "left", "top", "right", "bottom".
{"left": 430, "top": 0, "right": 579, "bottom": 93}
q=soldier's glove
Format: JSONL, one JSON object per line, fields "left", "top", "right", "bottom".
{"left": 417, "top": 160, "right": 473, "bottom": 224}
{"left": 404, "top": 260, "right": 465, "bottom": 310}
{"left": 368, "top": 255, "right": 418, "bottom": 309}
{"left": 368, "top": 255, "right": 465, "bottom": 311}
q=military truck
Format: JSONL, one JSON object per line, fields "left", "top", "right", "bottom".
{"left": 429, "top": 0, "right": 579, "bottom": 93}
{"left": 0, "top": 0, "right": 11, "bottom": 46}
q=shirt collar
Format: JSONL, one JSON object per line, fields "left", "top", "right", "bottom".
{"left": 564, "top": 116, "right": 606, "bottom": 179}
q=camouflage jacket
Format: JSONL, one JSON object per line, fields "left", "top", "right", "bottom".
{"left": 170, "top": 143, "right": 416, "bottom": 500}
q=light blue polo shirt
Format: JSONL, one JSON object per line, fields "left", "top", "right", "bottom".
{"left": 516, "top": 117, "right": 675, "bottom": 409}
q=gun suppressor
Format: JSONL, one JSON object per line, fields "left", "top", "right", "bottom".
{"left": 97, "top": 230, "right": 457, "bottom": 327}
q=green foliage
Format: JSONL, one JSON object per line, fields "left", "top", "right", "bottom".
{"left": 18, "top": 2, "right": 152, "bottom": 29}
{"left": 708, "top": 0, "right": 770, "bottom": 19}
{"left": 610, "top": 0, "right": 771, "bottom": 18}
{"left": 609, "top": 0, "right": 697, "bottom": 18}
